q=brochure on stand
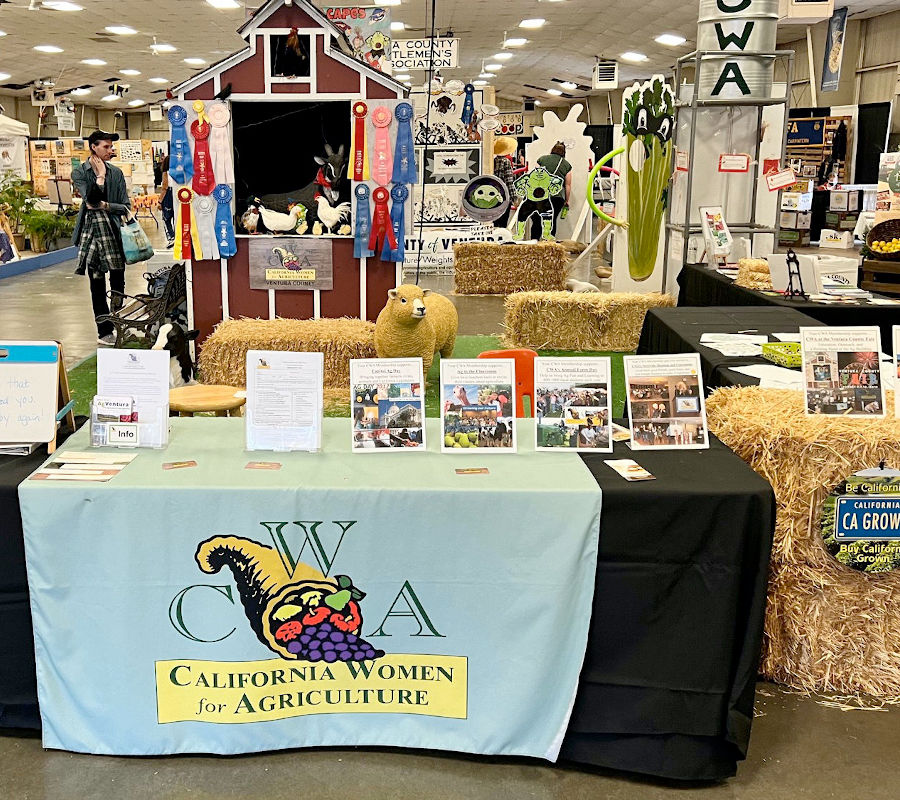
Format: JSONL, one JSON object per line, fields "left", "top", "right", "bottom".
{"left": 624, "top": 354, "right": 710, "bottom": 450}
{"left": 534, "top": 357, "right": 612, "bottom": 452}
{"left": 245, "top": 350, "right": 324, "bottom": 452}
{"left": 440, "top": 359, "right": 516, "bottom": 453}
{"left": 96, "top": 349, "right": 169, "bottom": 448}
{"left": 350, "top": 358, "right": 426, "bottom": 452}
{"left": 801, "top": 327, "right": 885, "bottom": 417}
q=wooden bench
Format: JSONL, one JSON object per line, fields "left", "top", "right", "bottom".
{"left": 96, "top": 262, "right": 187, "bottom": 347}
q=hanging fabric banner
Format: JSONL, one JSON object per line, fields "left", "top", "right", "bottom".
{"left": 371, "top": 105, "right": 393, "bottom": 186}
{"left": 392, "top": 101, "right": 417, "bottom": 184}
{"left": 174, "top": 187, "right": 202, "bottom": 260}
{"left": 168, "top": 106, "right": 194, "bottom": 185}
{"left": 821, "top": 7, "right": 849, "bottom": 94}
{"left": 381, "top": 183, "right": 408, "bottom": 262}
{"left": 207, "top": 101, "right": 235, "bottom": 185}
{"left": 354, "top": 183, "right": 374, "bottom": 259}
{"left": 368, "top": 186, "right": 397, "bottom": 253}
{"left": 213, "top": 184, "right": 237, "bottom": 259}
{"left": 349, "top": 101, "right": 370, "bottom": 181}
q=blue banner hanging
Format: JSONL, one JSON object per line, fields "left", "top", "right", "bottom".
{"left": 168, "top": 105, "right": 194, "bottom": 185}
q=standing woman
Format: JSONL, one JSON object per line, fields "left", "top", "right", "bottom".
{"left": 159, "top": 153, "right": 175, "bottom": 247}
{"left": 71, "top": 130, "right": 132, "bottom": 345}
{"left": 492, "top": 136, "right": 518, "bottom": 228}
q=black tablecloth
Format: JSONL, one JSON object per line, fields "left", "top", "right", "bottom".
{"left": 637, "top": 306, "right": 824, "bottom": 390}
{"left": 561, "top": 437, "right": 774, "bottom": 781}
{"left": 2, "top": 424, "right": 774, "bottom": 782}
{"left": 677, "top": 262, "right": 900, "bottom": 348}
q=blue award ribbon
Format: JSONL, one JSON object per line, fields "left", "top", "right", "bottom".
{"left": 381, "top": 184, "right": 408, "bottom": 263}
{"left": 213, "top": 184, "right": 237, "bottom": 259}
{"left": 168, "top": 105, "right": 194, "bottom": 185}
{"left": 391, "top": 102, "right": 417, "bottom": 185}
{"left": 460, "top": 84, "right": 475, "bottom": 127}
{"left": 354, "top": 184, "right": 374, "bottom": 259}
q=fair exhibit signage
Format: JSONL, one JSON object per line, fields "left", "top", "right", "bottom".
{"left": 392, "top": 38, "right": 459, "bottom": 70}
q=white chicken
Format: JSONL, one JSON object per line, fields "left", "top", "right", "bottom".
{"left": 313, "top": 195, "right": 351, "bottom": 235}
{"left": 257, "top": 202, "right": 306, "bottom": 233}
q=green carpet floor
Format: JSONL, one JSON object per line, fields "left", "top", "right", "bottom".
{"left": 68, "top": 336, "right": 630, "bottom": 419}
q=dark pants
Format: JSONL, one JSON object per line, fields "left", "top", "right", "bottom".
{"left": 90, "top": 269, "right": 125, "bottom": 337}
{"left": 160, "top": 188, "right": 175, "bottom": 241}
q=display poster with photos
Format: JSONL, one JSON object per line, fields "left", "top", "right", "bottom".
{"left": 534, "top": 357, "right": 612, "bottom": 452}
{"left": 349, "top": 358, "right": 425, "bottom": 451}
{"left": 624, "top": 354, "right": 709, "bottom": 451}
{"left": 801, "top": 327, "right": 885, "bottom": 417}
{"left": 440, "top": 359, "right": 516, "bottom": 453}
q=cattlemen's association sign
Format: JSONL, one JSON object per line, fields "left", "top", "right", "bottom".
{"left": 391, "top": 38, "right": 459, "bottom": 70}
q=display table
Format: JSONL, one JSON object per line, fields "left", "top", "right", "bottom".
{"left": 676, "top": 263, "right": 900, "bottom": 347}
{"left": 9, "top": 418, "right": 774, "bottom": 780}
{"left": 637, "top": 307, "right": 825, "bottom": 390}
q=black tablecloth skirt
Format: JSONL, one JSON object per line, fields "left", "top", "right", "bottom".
{"left": 559, "top": 437, "right": 775, "bottom": 781}
{"left": 676, "top": 263, "right": 900, "bottom": 349}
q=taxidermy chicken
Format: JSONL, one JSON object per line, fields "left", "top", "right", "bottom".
{"left": 240, "top": 204, "right": 259, "bottom": 234}
{"left": 256, "top": 201, "right": 306, "bottom": 233}
{"left": 313, "top": 195, "right": 352, "bottom": 235}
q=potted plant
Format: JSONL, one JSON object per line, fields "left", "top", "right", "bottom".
{"left": 22, "top": 209, "right": 75, "bottom": 253}
{"left": 0, "top": 175, "right": 38, "bottom": 250}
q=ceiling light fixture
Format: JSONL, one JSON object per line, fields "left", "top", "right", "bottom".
{"left": 492, "top": 52, "right": 513, "bottom": 61}
{"left": 395, "top": 73, "right": 411, "bottom": 80}
{"left": 559, "top": 81, "right": 577, "bottom": 90}
{"left": 105, "top": 25, "right": 137, "bottom": 35}
{"left": 149, "top": 77, "right": 169, "bottom": 84}
{"left": 71, "top": 87, "right": 91, "bottom": 96}
{"left": 43, "top": 1, "right": 83, "bottom": 10}
{"left": 0, "top": 73, "right": 10, "bottom": 82}
{"left": 0, "top": 31, "right": 6, "bottom": 37}
{"left": 479, "top": 72, "right": 495, "bottom": 78}
{"left": 101, "top": 94, "right": 119, "bottom": 102}
{"left": 486, "top": 63, "right": 502, "bottom": 71}
{"left": 519, "top": 19, "right": 545, "bottom": 29}
{"left": 81, "top": 58, "right": 106, "bottom": 65}
{"left": 183, "top": 58, "right": 207, "bottom": 66}
{"left": 503, "top": 37, "right": 528, "bottom": 47}
{"left": 390, "top": 21, "right": 405, "bottom": 31}
{"left": 33, "top": 44, "right": 64, "bottom": 53}
{"left": 205, "top": 0, "right": 241, "bottom": 7}
{"left": 535, "top": 100, "right": 542, "bottom": 106}
{"left": 473, "top": 79, "right": 488, "bottom": 86}
{"left": 128, "top": 99, "right": 146, "bottom": 107}
{"left": 120, "top": 69, "right": 141, "bottom": 76}
{"left": 381, "top": 0, "right": 401, "bottom": 5}
{"left": 151, "top": 43, "right": 177, "bottom": 53}
{"left": 655, "top": 33, "right": 686, "bottom": 46}
{"left": 620, "top": 51, "right": 648, "bottom": 62}
{"left": 547, "top": 88, "right": 562, "bottom": 96}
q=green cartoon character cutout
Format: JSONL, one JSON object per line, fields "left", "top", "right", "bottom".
{"left": 513, "top": 167, "right": 564, "bottom": 241}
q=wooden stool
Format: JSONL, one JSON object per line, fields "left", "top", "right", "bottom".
{"left": 168, "top": 384, "right": 246, "bottom": 417}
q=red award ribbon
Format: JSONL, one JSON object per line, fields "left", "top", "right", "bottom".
{"left": 349, "top": 101, "right": 370, "bottom": 181}
{"left": 371, "top": 105, "right": 393, "bottom": 186}
{"left": 190, "top": 119, "right": 216, "bottom": 196}
{"left": 175, "top": 187, "right": 201, "bottom": 260}
{"left": 368, "top": 186, "right": 396, "bottom": 253}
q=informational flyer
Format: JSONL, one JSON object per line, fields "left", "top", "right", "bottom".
{"left": 801, "top": 327, "right": 885, "bottom": 417}
{"left": 349, "top": 358, "right": 426, "bottom": 452}
{"left": 623, "top": 354, "right": 709, "bottom": 451}
{"left": 96, "top": 348, "right": 170, "bottom": 448}
{"left": 534, "top": 357, "right": 612, "bottom": 452}
{"left": 440, "top": 359, "right": 516, "bottom": 453}
{"left": 245, "top": 351, "right": 324, "bottom": 452}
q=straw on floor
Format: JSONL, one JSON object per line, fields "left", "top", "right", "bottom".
{"left": 707, "top": 386, "right": 900, "bottom": 698}
{"left": 502, "top": 291, "right": 675, "bottom": 352}
{"left": 453, "top": 242, "right": 567, "bottom": 295}
{"left": 198, "top": 318, "right": 376, "bottom": 388}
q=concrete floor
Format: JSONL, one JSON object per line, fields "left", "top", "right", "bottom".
{"left": 3, "top": 224, "right": 896, "bottom": 798}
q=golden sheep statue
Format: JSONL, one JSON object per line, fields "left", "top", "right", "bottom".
{"left": 374, "top": 284, "right": 458, "bottom": 375}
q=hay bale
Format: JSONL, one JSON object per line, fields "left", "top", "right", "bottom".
{"left": 502, "top": 291, "right": 675, "bottom": 352}
{"left": 198, "top": 317, "right": 376, "bottom": 388}
{"left": 707, "top": 386, "right": 900, "bottom": 697}
{"left": 454, "top": 242, "right": 567, "bottom": 295}
{"left": 735, "top": 257, "right": 773, "bottom": 291}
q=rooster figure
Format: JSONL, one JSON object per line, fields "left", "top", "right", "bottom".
{"left": 313, "top": 195, "right": 351, "bottom": 235}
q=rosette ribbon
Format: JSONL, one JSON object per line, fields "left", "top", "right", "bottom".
{"left": 213, "top": 184, "right": 237, "bottom": 259}
{"left": 207, "top": 101, "right": 234, "bottom": 185}
{"left": 353, "top": 183, "right": 374, "bottom": 259}
{"left": 392, "top": 101, "right": 417, "bottom": 184}
{"left": 174, "top": 187, "right": 202, "bottom": 260}
{"left": 381, "top": 184, "right": 408, "bottom": 263}
{"left": 194, "top": 195, "right": 220, "bottom": 261}
{"left": 190, "top": 116, "right": 216, "bottom": 196}
{"left": 371, "top": 105, "right": 393, "bottom": 186}
{"left": 368, "top": 186, "right": 396, "bottom": 254}
{"left": 348, "top": 101, "right": 370, "bottom": 181}
{"left": 461, "top": 83, "right": 476, "bottom": 127}
{"left": 168, "top": 105, "right": 194, "bottom": 184}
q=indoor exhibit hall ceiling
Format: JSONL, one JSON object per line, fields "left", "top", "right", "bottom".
{"left": 0, "top": 0, "right": 897, "bottom": 107}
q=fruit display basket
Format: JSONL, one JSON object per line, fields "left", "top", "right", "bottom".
{"left": 762, "top": 341, "right": 802, "bottom": 369}
{"left": 866, "top": 219, "right": 900, "bottom": 261}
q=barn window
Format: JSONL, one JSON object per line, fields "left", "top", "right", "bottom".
{"left": 269, "top": 32, "right": 312, "bottom": 79}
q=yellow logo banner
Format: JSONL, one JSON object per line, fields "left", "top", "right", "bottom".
{"left": 156, "top": 654, "right": 467, "bottom": 724}
{"left": 265, "top": 268, "right": 316, "bottom": 282}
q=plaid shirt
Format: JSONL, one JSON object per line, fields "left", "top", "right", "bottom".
{"left": 75, "top": 208, "right": 125, "bottom": 277}
{"left": 494, "top": 155, "right": 516, "bottom": 198}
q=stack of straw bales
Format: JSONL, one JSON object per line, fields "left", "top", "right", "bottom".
{"left": 502, "top": 291, "right": 675, "bottom": 352}
{"left": 454, "top": 242, "right": 567, "bottom": 295}
{"left": 707, "top": 386, "right": 900, "bottom": 697}
{"left": 199, "top": 318, "right": 376, "bottom": 388}
{"left": 735, "top": 258, "right": 773, "bottom": 291}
